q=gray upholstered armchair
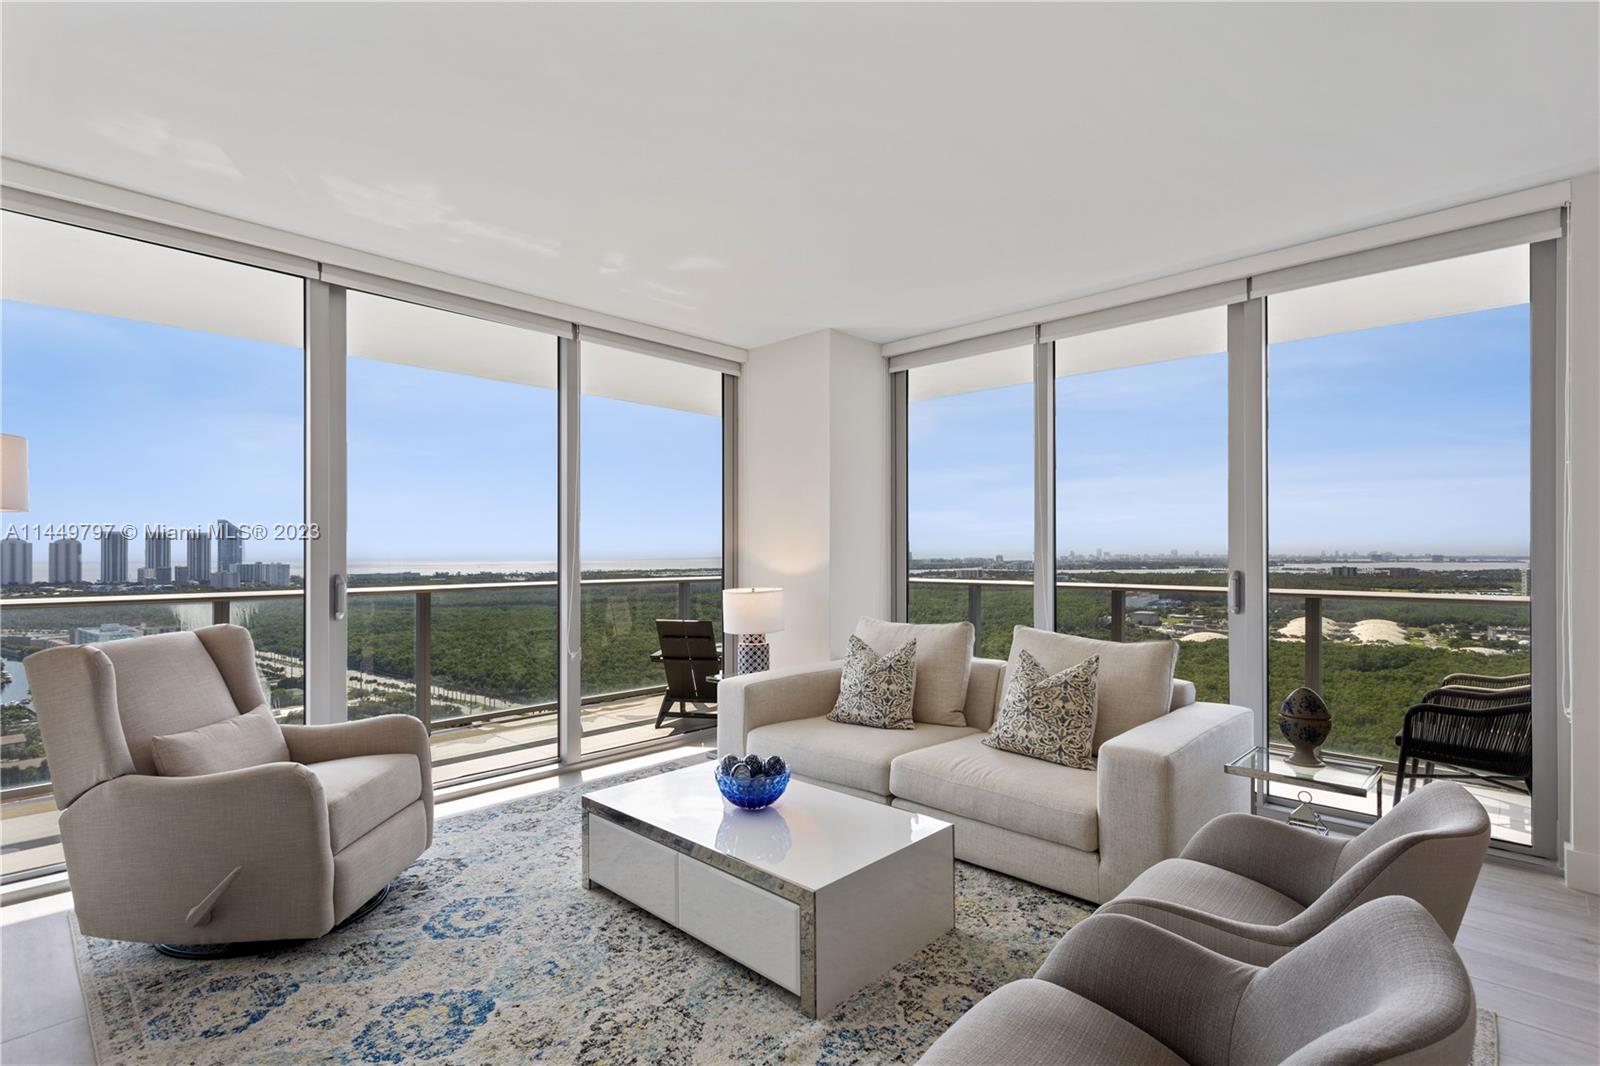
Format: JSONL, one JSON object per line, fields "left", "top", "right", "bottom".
{"left": 920, "top": 896, "right": 1477, "bottom": 1066}
{"left": 26, "top": 624, "right": 432, "bottom": 949}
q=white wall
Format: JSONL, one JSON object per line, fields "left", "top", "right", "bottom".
{"left": 1565, "top": 171, "right": 1599, "bottom": 895}
{"left": 737, "top": 329, "right": 889, "bottom": 669}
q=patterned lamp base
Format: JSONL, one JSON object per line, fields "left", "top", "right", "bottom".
{"left": 735, "top": 634, "right": 771, "bottom": 674}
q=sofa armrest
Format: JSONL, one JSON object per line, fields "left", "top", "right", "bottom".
{"left": 1096, "top": 701, "right": 1254, "bottom": 899}
{"left": 1169, "top": 677, "right": 1197, "bottom": 710}
{"left": 1034, "top": 912, "right": 1254, "bottom": 1066}
{"left": 59, "top": 762, "right": 335, "bottom": 943}
{"left": 716, "top": 662, "right": 844, "bottom": 757}
{"left": 283, "top": 714, "right": 433, "bottom": 844}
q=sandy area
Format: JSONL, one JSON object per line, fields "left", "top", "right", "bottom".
{"left": 1179, "top": 631, "right": 1228, "bottom": 643}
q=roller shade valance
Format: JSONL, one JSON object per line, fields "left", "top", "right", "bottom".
{"left": 887, "top": 326, "right": 1037, "bottom": 373}
{"left": 321, "top": 264, "right": 575, "bottom": 338}
{"left": 1039, "top": 280, "right": 1246, "bottom": 343}
{"left": 1249, "top": 209, "right": 1563, "bottom": 299}
{"left": 580, "top": 326, "right": 742, "bottom": 377}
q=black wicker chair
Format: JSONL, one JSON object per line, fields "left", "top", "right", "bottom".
{"left": 652, "top": 619, "right": 720, "bottom": 729}
{"left": 1393, "top": 673, "right": 1532, "bottom": 805}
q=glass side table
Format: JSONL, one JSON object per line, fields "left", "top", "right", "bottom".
{"left": 1225, "top": 746, "right": 1384, "bottom": 833}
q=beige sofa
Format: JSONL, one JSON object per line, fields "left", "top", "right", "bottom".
{"left": 717, "top": 647, "right": 1253, "bottom": 903}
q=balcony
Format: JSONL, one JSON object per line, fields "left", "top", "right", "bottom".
{"left": 0, "top": 575, "right": 722, "bottom": 879}
{"left": 911, "top": 574, "right": 1534, "bottom": 844}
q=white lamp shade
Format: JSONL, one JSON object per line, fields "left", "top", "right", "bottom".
{"left": 723, "top": 587, "right": 784, "bottom": 635}
{"left": 0, "top": 435, "right": 27, "bottom": 512}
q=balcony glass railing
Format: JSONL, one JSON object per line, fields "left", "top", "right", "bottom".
{"left": 1, "top": 576, "right": 722, "bottom": 879}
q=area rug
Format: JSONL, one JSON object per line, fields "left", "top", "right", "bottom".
{"left": 70, "top": 755, "right": 1096, "bottom": 1064}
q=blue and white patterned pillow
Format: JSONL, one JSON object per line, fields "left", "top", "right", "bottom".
{"left": 984, "top": 650, "right": 1099, "bottom": 767}
{"left": 828, "top": 635, "right": 917, "bottom": 730}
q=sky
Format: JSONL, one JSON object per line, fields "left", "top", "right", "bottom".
{"left": 2, "top": 299, "right": 1532, "bottom": 575}
{"left": 908, "top": 303, "right": 1531, "bottom": 559}
{"left": 0, "top": 300, "right": 723, "bottom": 576}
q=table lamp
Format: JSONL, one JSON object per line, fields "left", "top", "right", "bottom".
{"left": 722, "top": 587, "right": 784, "bottom": 674}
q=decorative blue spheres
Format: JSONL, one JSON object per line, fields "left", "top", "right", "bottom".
{"left": 714, "top": 753, "right": 790, "bottom": 810}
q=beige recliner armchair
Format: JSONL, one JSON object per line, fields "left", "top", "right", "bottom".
{"left": 26, "top": 624, "right": 432, "bottom": 950}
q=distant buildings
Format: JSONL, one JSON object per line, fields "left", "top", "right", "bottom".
{"left": 98, "top": 528, "right": 130, "bottom": 584}
{"left": 1331, "top": 565, "right": 1360, "bottom": 577}
{"left": 73, "top": 623, "right": 143, "bottom": 645}
{"left": 235, "top": 561, "right": 291, "bottom": 587}
{"left": 144, "top": 531, "right": 172, "bottom": 570}
{"left": 185, "top": 530, "right": 211, "bottom": 585}
{"left": 1, "top": 535, "right": 32, "bottom": 586}
{"left": 216, "top": 519, "right": 243, "bottom": 574}
{"left": 48, "top": 537, "right": 83, "bottom": 584}
{"left": 175, "top": 565, "right": 190, "bottom": 584}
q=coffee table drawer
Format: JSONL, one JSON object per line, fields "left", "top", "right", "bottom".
{"left": 677, "top": 856, "right": 800, "bottom": 993}
{"left": 587, "top": 815, "right": 678, "bottom": 924}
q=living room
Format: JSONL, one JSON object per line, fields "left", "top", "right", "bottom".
{"left": 1, "top": 3, "right": 1597, "bottom": 1064}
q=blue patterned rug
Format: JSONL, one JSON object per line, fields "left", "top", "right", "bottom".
{"left": 71, "top": 755, "right": 1095, "bottom": 1064}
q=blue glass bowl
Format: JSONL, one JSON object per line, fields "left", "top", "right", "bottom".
{"left": 715, "top": 766, "right": 791, "bottom": 810}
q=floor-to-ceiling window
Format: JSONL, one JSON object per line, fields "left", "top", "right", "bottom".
{"left": 905, "top": 345, "right": 1034, "bottom": 658}
{"left": 1054, "top": 309, "right": 1230, "bottom": 701}
{"left": 579, "top": 341, "right": 724, "bottom": 756}
{"left": 0, "top": 211, "right": 306, "bottom": 878}
{"left": 1265, "top": 245, "right": 1536, "bottom": 844}
{"left": 345, "top": 292, "right": 560, "bottom": 784}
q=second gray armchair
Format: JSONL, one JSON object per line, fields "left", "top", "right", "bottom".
{"left": 1097, "top": 780, "right": 1490, "bottom": 964}
{"left": 920, "top": 896, "right": 1477, "bottom": 1066}
{"left": 26, "top": 624, "right": 433, "bottom": 950}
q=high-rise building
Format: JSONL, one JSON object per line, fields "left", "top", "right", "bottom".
{"left": 1, "top": 535, "right": 32, "bottom": 586}
{"left": 185, "top": 530, "right": 212, "bottom": 585}
{"left": 175, "top": 565, "right": 190, "bottom": 584}
{"left": 235, "top": 561, "right": 293, "bottom": 587}
{"left": 216, "top": 519, "right": 243, "bottom": 573}
{"left": 48, "top": 537, "right": 83, "bottom": 584}
{"left": 98, "top": 528, "right": 130, "bottom": 584}
{"left": 144, "top": 531, "right": 172, "bottom": 570}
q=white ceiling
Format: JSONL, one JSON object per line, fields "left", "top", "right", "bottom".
{"left": 2, "top": 3, "right": 1595, "bottom": 351}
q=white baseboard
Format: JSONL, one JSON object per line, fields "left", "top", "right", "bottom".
{"left": 1564, "top": 844, "right": 1600, "bottom": 895}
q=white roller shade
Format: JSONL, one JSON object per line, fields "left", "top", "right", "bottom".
{"left": 582, "top": 340, "right": 722, "bottom": 416}
{"left": 1054, "top": 304, "right": 1227, "bottom": 377}
{"left": 906, "top": 343, "right": 1034, "bottom": 402}
{"left": 1, "top": 209, "right": 303, "bottom": 347}
{"left": 581, "top": 326, "right": 741, "bottom": 377}
{"left": 1039, "top": 280, "right": 1245, "bottom": 344}
{"left": 1267, "top": 243, "right": 1530, "bottom": 345}
{"left": 346, "top": 289, "right": 557, "bottom": 389}
{"left": 888, "top": 325, "right": 1035, "bottom": 374}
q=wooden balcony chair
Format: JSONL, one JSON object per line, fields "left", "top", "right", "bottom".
{"left": 1393, "top": 672, "right": 1532, "bottom": 804}
{"left": 653, "top": 618, "right": 720, "bottom": 728}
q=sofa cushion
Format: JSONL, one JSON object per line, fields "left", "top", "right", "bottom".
{"left": 890, "top": 733, "right": 1099, "bottom": 851}
{"left": 919, "top": 978, "right": 1185, "bottom": 1066}
{"left": 984, "top": 651, "right": 1099, "bottom": 769}
{"left": 828, "top": 635, "right": 917, "bottom": 730}
{"left": 854, "top": 617, "right": 974, "bottom": 727}
{"left": 306, "top": 753, "right": 424, "bottom": 852}
{"left": 1119, "top": 857, "right": 1305, "bottom": 927}
{"left": 1006, "top": 628, "right": 1178, "bottom": 752}
{"left": 747, "top": 717, "right": 975, "bottom": 797}
{"left": 149, "top": 704, "right": 290, "bottom": 777}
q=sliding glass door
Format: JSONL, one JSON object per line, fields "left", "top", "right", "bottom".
{"left": 905, "top": 345, "right": 1035, "bottom": 658}
{"left": 345, "top": 291, "right": 561, "bottom": 784}
{"left": 1054, "top": 308, "right": 1231, "bottom": 702}
{"left": 1264, "top": 245, "right": 1540, "bottom": 846}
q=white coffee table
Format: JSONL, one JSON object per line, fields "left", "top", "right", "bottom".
{"left": 582, "top": 762, "right": 955, "bottom": 1017}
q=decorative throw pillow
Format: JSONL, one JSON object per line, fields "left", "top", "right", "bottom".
{"left": 984, "top": 650, "right": 1099, "bottom": 768}
{"left": 828, "top": 635, "right": 917, "bottom": 730}
{"left": 852, "top": 618, "right": 974, "bottom": 727}
{"left": 1005, "top": 627, "right": 1177, "bottom": 753}
{"left": 149, "top": 704, "right": 291, "bottom": 777}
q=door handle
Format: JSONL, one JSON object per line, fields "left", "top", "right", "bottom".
{"left": 1230, "top": 570, "right": 1245, "bottom": 615}
{"left": 331, "top": 573, "right": 347, "bottom": 621}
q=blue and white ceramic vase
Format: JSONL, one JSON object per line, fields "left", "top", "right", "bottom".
{"left": 1279, "top": 687, "right": 1332, "bottom": 768}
